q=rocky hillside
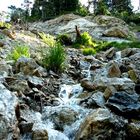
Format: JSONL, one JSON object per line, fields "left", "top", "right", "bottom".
{"left": 0, "top": 14, "right": 140, "bottom": 140}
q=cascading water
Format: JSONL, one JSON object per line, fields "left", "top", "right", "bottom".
{"left": 115, "top": 51, "right": 122, "bottom": 62}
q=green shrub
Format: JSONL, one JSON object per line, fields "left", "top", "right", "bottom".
{"left": 42, "top": 43, "right": 66, "bottom": 73}
{"left": 38, "top": 32, "right": 56, "bottom": 47}
{"left": 0, "top": 22, "right": 11, "bottom": 29}
{"left": 82, "top": 48, "right": 96, "bottom": 55}
{"left": 95, "top": 41, "right": 140, "bottom": 52}
{"left": 75, "top": 5, "right": 89, "bottom": 16}
{"left": 74, "top": 32, "right": 96, "bottom": 48}
{"left": 7, "top": 45, "right": 30, "bottom": 62}
{"left": 57, "top": 34, "right": 73, "bottom": 46}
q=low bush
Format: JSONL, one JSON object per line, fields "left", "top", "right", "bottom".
{"left": 74, "top": 32, "right": 96, "bottom": 48}
{"left": 82, "top": 48, "right": 96, "bottom": 55}
{"left": 42, "top": 43, "right": 66, "bottom": 73}
{"left": 7, "top": 45, "right": 30, "bottom": 62}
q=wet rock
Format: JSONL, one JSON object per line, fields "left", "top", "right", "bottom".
{"left": 19, "top": 121, "right": 33, "bottom": 133}
{"left": 15, "top": 57, "right": 39, "bottom": 75}
{"left": 75, "top": 108, "right": 126, "bottom": 140}
{"left": 126, "top": 122, "right": 140, "bottom": 139}
{"left": 94, "top": 77, "right": 135, "bottom": 94}
{"left": 32, "top": 129, "right": 48, "bottom": 140}
{"left": 121, "top": 48, "right": 139, "bottom": 58}
{"left": 104, "top": 86, "right": 117, "bottom": 100}
{"left": 103, "top": 47, "right": 116, "bottom": 59}
{"left": 47, "top": 129, "right": 69, "bottom": 140}
{"left": 81, "top": 91, "right": 105, "bottom": 108}
{"left": 28, "top": 76, "right": 44, "bottom": 89}
{"left": 42, "top": 106, "right": 78, "bottom": 131}
{"left": 0, "top": 83, "right": 18, "bottom": 139}
{"left": 106, "top": 92, "right": 140, "bottom": 118}
{"left": 81, "top": 78, "right": 96, "bottom": 91}
{"left": 107, "top": 61, "right": 121, "bottom": 78}
{"left": 130, "top": 53, "right": 140, "bottom": 70}
{"left": 128, "top": 69, "right": 138, "bottom": 83}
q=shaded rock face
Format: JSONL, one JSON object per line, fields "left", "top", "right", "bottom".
{"left": 106, "top": 92, "right": 140, "bottom": 119}
{"left": 0, "top": 83, "right": 18, "bottom": 139}
{"left": 75, "top": 108, "right": 126, "bottom": 140}
{"left": 126, "top": 122, "right": 140, "bottom": 139}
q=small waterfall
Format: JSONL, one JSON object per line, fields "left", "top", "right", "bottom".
{"left": 81, "top": 63, "right": 91, "bottom": 80}
{"left": 58, "top": 84, "right": 83, "bottom": 105}
{"left": 115, "top": 51, "right": 122, "bottom": 62}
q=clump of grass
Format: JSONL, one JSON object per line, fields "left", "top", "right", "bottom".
{"left": 7, "top": 45, "right": 30, "bottom": 62}
{"left": 38, "top": 32, "right": 56, "bottom": 47}
{"left": 82, "top": 48, "right": 96, "bottom": 55}
{"left": 42, "top": 43, "right": 66, "bottom": 73}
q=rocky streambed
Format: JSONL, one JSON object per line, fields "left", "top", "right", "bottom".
{"left": 1, "top": 14, "right": 140, "bottom": 140}
{"left": 0, "top": 44, "right": 140, "bottom": 140}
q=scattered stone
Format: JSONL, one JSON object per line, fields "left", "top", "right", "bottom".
{"left": 104, "top": 86, "right": 117, "bottom": 100}
{"left": 107, "top": 61, "right": 121, "bottom": 78}
{"left": 81, "top": 78, "right": 96, "bottom": 91}
{"left": 103, "top": 47, "right": 116, "bottom": 59}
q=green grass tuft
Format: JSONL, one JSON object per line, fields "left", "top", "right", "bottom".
{"left": 42, "top": 43, "right": 66, "bottom": 73}
{"left": 7, "top": 45, "right": 30, "bottom": 62}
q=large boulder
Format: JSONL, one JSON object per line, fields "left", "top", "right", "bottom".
{"left": 103, "top": 26, "right": 129, "bottom": 38}
{"left": 0, "top": 83, "right": 18, "bottom": 139}
{"left": 75, "top": 108, "right": 126, "bottom": 140}
{"left": 94, "top": 15, "right": 126, "bottom": 26}
{"left": 106, "top": 92, "right": 140, "bottom": 118}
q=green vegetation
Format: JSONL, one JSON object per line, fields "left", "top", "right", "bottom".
{"left": 7, "top": 45, "right": 30, "bottom": 62}
{"left": 74, "top": 32, "right": 96, "bottom": 48}
{"left": 0, "top": 22, "right": 11, "bottom": 29}
{"left": 42, "top": 43, "right": 66, "bottom": 73}
{"left": 57, "top": 34, "right": 73, "bottom": 46}
{"left": 38, "top": 32, "right": 56, "bottom": 47}
{"left": 75, "top": 5, "right": 89, "bottom": 16}
{"left": 82, "top": 48, "right": 96, "bottom": 55}
{"left": 95, "top": 41, "right": 140, "bottom": 52}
